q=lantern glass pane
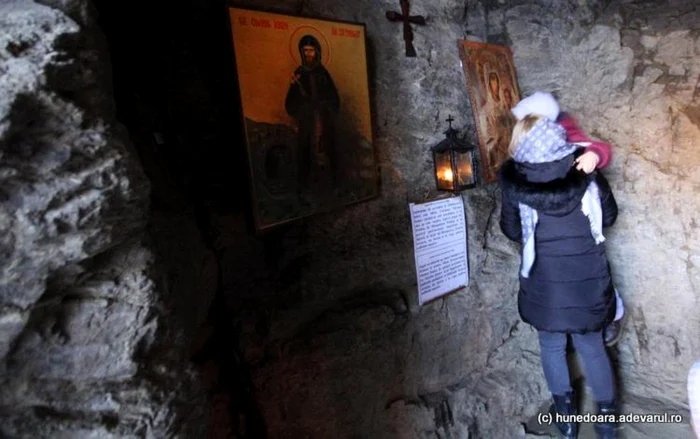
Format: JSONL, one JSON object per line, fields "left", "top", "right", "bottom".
{"left": 434, "top": 150, "right": 455, "bottom": 191}
{"left": 455, "top": 150, "right": 475, "bottom": 187}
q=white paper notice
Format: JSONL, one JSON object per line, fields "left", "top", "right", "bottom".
{"left": 409, "top": 197, "right": 469, "bottom": 305}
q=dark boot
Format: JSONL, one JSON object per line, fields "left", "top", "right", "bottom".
{"left": 594, "top": 400, "right": 617, "bottom": 439}
{"left": 549, "top": 392, "right": 578, "bottom": 438}
{"left": 604, "top": 317, "right": 624, "bottom": 347}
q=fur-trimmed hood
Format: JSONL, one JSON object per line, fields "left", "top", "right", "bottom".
{"left": 499, "top": 158, "right": 595, "bottom": 215}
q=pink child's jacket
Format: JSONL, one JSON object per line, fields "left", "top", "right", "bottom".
{"left": 558, "top": 113, "right": 612, "bottom": 169}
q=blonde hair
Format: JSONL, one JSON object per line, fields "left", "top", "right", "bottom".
{"left": 508, "top": 114, "right": 543, "bottom": 157}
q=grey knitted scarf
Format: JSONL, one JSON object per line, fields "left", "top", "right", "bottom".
{"left": 514, "top": 118, "right": 605, "bottom": 278}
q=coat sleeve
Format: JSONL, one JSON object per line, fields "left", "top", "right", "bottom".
{"left": 595, "top": 172, "right": 618, "bottom": 228}
{"left": 499, "top": 188, "right": 522, "bottom": 242}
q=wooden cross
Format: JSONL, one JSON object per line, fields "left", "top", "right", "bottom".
{"left": 385, "top": 0, "right": 426, "bottom": 57}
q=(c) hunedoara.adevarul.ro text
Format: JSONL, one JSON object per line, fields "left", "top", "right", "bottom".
{"left": 538, "top": 412, "right": 684, "bottom": 425}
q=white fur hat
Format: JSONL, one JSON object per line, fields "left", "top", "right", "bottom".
{"left": 511, "top": 91, "right": 560, "bottom": 121}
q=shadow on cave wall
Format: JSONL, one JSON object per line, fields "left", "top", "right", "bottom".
{"left": 90, "top": 0, "right": 274, "bottom": 436}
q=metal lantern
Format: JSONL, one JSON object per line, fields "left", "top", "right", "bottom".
{"left": 431, "top": 115, "right": 477, "bottom": 192}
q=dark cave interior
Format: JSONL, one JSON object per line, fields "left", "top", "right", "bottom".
{"left": 91, "top": 0, "right": 269, "bottom": 436}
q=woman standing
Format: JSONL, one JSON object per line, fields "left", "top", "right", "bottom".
{"left": 499, "top": 114, "right": 619, "bottom": 439}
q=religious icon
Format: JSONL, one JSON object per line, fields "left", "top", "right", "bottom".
{"left": 228, "top": 8, "right": 378, "bottom": 231}
{"left": 458, "top": 41, "right": 521, "bottom": 183}
{"left": 285, "top": 35, "right": 340, "bottom": 190}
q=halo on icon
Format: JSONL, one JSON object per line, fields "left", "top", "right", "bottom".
{"left": 289, "top": 26, "right": 331, "bottom": 67}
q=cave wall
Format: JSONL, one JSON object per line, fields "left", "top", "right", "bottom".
{"left": 223, "top": 0, "right": 560, "bottom": 438}
{"left": 489, "top": 0, "right": 700, "bottom": 421}
{"left": 1, "top": 0, "right": 699, "bottom": 437}
{"left": 227, "top": 0, "right": 700, "bottom": 437}
{"left": 0, "top": 0, "right": 216, "bottom": 436}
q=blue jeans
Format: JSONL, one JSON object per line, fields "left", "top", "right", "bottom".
{"left": 538, "top": 330, "right": 615, "bottom": 402}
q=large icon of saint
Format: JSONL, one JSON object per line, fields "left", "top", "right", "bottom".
{"left": 285, "top": 34, "right": 340, "bottom": 193}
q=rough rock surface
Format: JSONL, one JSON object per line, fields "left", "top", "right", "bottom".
{"left": 2, "top": 0, "right": 699, "bottom": 437}
{"left": 499, "top": 0, "right": 700, "bottom": 430}
{"left": 222, "top": 0, "right": 698, "bottom": 438}
{"left": 0, "top": 0, "right": 214, "bottom": 436}
{"left": 219, "top": 0, "right": 592, "bottom": 438}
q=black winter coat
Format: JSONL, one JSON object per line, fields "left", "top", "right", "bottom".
{"left": 498, "top": 153, "right": 618, "bottom": 333}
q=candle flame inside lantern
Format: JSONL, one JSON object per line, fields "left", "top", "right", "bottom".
{"left": 441, "top": 168, "right": 453, "bottom": 182}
